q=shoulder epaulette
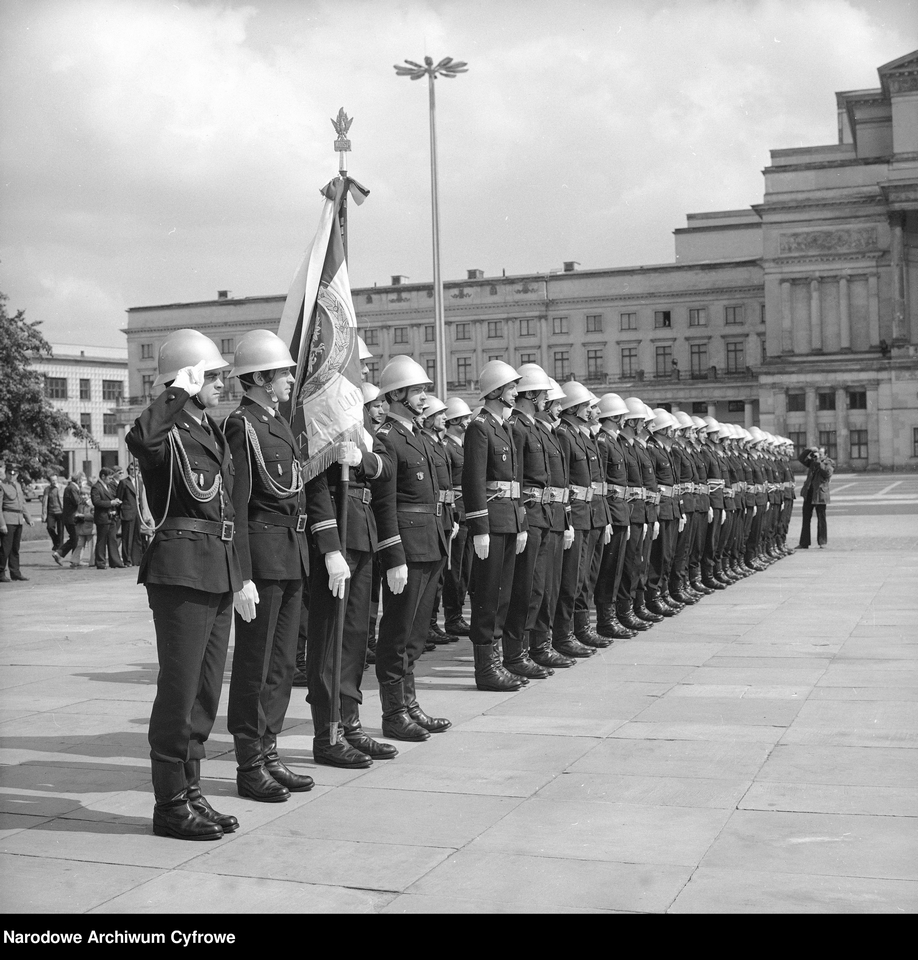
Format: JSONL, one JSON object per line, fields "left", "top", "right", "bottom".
{"left": 474, "top": 415, "right": 486, "bottom": 423}
{"left": 377, "top": 423, "right": 393, "bottom": 437}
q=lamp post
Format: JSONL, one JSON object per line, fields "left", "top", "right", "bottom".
{"left": 394, "top": 56, "right": 468, "bottom": 399}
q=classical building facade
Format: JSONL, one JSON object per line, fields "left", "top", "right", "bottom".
{"left": 32, "top": 344, "right": 129, "bottom": 476}
{"left": 122, "top": 50, "right": 918, "bottom": 469}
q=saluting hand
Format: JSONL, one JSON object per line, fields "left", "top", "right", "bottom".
{"left": 233, "top": 580, "right": 259, "bottom": 622}
{"left": 172, "top": 359, "right": 208, "bottom": 397}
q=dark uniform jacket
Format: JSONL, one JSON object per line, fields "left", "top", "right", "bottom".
{"left": 634, "top": 437, "right": 659, "bottom": 524}
{"left": 619, "top": 431, "right": 646, "bottom": 524}
{"left": 422, "top": 428, "right": 455, "bottom": 537}
{"left": 556, "top": 415, "right": 594, "bottom": 531}
{"left": 597, "top": 428, "right": 631, "bottom": 527}
{"left": 647, "top": 435, "right": 681, "bottom": 522}
{"left": 372, "top": 415, "right": 448, "bottom": 568}
{"left": 509, "top": 409, "right": 552, "bottom": 530}
{"left": 700, "top": 441, "right": 726, "bottom": 511}
{"left": 535, "top": 414, "right": 570, "bottom": 533}
{"left": 126, "top": 386, "right": 243, "bottom": 594}
{"left": 672, "top": 439, "right": 696, "bottom": 516}
{"left": 462, "top": 408, "right": 526, "bottom": 537}
{"left": 444, "top": 433, "right": 466, "bottom": 522}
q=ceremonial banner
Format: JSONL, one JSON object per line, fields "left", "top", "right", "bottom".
{"left": 278, "top": 177, "right": 368, "bottom": 481}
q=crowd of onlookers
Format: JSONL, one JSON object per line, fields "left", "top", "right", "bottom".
{"left": 0, "top": 461, "right": 152, "bottom": 581}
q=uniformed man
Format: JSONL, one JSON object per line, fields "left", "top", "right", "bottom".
{"left": 373, "top": 356, "right": 451, "bottom": 739}
{"left": 441, "top": 397, "right": 474, "bottom": 638}
{"left": 644, "top": 408, "right": 684, "bottom": 617}
{"left": 463, "top": 360, "right": 529, "bottom": 690}
{"left": 126, "top": 329, "right": 242, "bottom": 841}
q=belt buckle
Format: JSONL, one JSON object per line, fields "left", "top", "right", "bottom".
{"left": 221, "top": 520, "right": 235, "bottom": 541}
{"left": 436, "top": 503, "right": 442, "bottom": 517}
{"left": 295, "top": 515, "right": 307, "bottom": 533}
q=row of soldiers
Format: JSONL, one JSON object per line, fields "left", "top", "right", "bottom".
{"left": 126, "top": 327, "right": 796, "bottom": 842}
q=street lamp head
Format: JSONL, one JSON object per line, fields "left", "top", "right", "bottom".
{"left": 393, "top": 57, "right": 468, "bottom": 80}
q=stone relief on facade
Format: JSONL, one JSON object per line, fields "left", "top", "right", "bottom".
{"left": 779, "top": 227, "right": 878, "bottom": 255}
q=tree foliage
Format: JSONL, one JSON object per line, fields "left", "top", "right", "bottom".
{"left": 0, "top": 292, "right": 87, "bottom": 478}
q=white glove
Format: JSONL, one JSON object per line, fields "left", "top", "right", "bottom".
{"left": 625, "top": 524, "right": 631, "bottom": 541}
{"left": 451, "top": 522, "right": 460, "bottom": 541}
{"left": 233, "top": 579, "right": 259, "bottom": 622}
{"left": 752, "top": 505, "right": 758, "bottom": 517}
{"left": 515, "top": 531, "right": 528, "bottom": 554}
{"left": 562, "top": 527, "right": 575, "bottom": 550}
{"left": 172, "top": 359, "right": 207, "bottom": 397}
{"left": 652, "top": 521, "right": 660, "bottom": 541}
{"left": 387, "top": 564, "right": 408, "bottom": 595}
{"left": 602, "top": 524, "right": 612, "bottom": 545}
{"left": 707, "top": 507, "right": 714, "bottom": 523}
{"left": 325, "top": 550, "right": 350, "bottom": 599}
{"left": 336, "top": 440, "right": 362, "bottom": 468}
{"left": 473, "top": 534, "right": 490, "bottom": 560}
{"left": 720, "top": 510, "right": 728, "bottom": 525}
{"left": 678, "top": 516, "right": 686, "bottom": 532}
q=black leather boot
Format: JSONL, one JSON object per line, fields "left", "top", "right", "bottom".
{"left": 691, "top": 578, "right": 715, "bottom": 596}
{"left": 645, "top": 597, "right": 676, "bottom": 617}
{"left": 291, "top": 633, "right": 308, "bottom": 687}
{"left": 552, "top": 632, "right": 596, "bottom": 658}
{"left": 529, "top": 635, "right": 576, "bottom": 668}
{"left": 405, "top": 676, "right": 452, "bottom": 732}
{"left": 379, "top": 681, "right": 430, "bottom": 741}
{"left": 152, "top": 760, "right": 223, "bottom": 841}
{"left": 444, "top": 614, "right": 471, "bottom": 637}
{"left": 263, "top": 733, "right": 314, "bottom": 792}
{"left": 234, "top": 737, "right": 290, "bottom": 802}
{"left": 597, "top": 602, "right": 637, "bottom": 638}
{"left": 617, "top": 603, "right": 652, "bottom": 631}
{"left": 340, "top": 696, "right": 398, "bottom": 759}
{"left": 474, "top": 642, "right": 526, "bottom": 690}
{"left": 574, "top": 615, "right": 613, "bottom": 648}
{"left": 503, "top": 637, "right": 553, "bottom": 679}
{"left": 313, "top": 735, "right": 374, "bottom": 768}
{"left": 184, "top": 759, "right": 238, "bottom": 833}
{"left": 702, "top": 576, "right": 727, "bottom": 591}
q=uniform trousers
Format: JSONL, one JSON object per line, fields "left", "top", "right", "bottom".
{"left": 469, "top": 532, "right": 517, "bottom": 645}
{"left": 0, "top": 524, "right": 24, "bottom": 577}
{"left": 574, "top": 526, "right": 604, "bottom": 630}
{"left": 376, "top": 557, "right": 444, "bottom": 686}
{"left": 618, "top": 521, "right": 646, "bottom": 609}
{"left": 671, "top": 513, "right": 694, "bottom": 591}
{"left": 442, "top": 522, "right": 472, "bottom": 622}
{"left": 716, "top": 509, "right": 736, "bottom": 569}
{"left": 689, "top": 510, "right": 707, "bottom": 582}
{"left": 780, "top": 499, "right": 794, "bottom": 544}
{"left": 745, "top": 505, "right": 766, "bottom": 563}
{"left": 146, "top": 584, "right": 232, "bottom": 765}
{"left": 306, "top": 546, "right": 373, "bottom": 735}
{"left": 532, "top": 529, "right": 563, "bottom": 645}
{"left": 595, "top": 524, "right": 628, "bottom": 605}
{"left": 702, "top": 509, "right": 722, "bottom": 579}
{"left": 635, "top": 520, "right": 655, "bottom": 605}
{"left": 503, "top": 524, "right": 544, "bottom": 645}
{"left": 647, "top": 518, "right": 677, "bottom": 599}
{"left": 799, "top": 498, "right": 827, "bottom": 547}
{"left": 552, "top": 527, "right": 587, "bottom": 641}
{"left": 228, "top": 577, "right": 302, "bottom": 741}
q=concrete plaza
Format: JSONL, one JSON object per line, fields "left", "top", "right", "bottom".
{"left": 1, "top": 496, "right": 916, "bottom": 915}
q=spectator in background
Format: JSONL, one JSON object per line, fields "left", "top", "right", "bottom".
{"left": 0, "top": 462, "right": 33, "bottom": 582}
{"left": 43, "top": 475, "right": 65, "bottom": 564}
{"left": 91, "top": 466, "right": 124, "bottom": 569}
{"left": 116, "top": 463, "right": 142, "bottom": 566}
{"left": 798, "top": 446, "right": 835, "bottom": 549}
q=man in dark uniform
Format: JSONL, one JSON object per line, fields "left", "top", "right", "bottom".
{"left": 644, "top": 408, "right": 684, "bottom": 617}
{"left": 126, "top": 329, "right": 242, "bottom": 841}
{"left": 373, "top": 356, "right": 451, "bottom": 739}
{"left": 442, "top": 397, "right": 473, "bottom": 637}
{"left": 463, "top": 360, "right": 529, "bottom": 690}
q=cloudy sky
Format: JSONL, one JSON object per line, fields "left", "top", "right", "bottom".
{"left": 0, "top": 0, "right": 914, "bottom": 348}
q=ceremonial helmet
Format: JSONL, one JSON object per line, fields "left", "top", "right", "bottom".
{"left": 229, "top": 330, "right": 296, "bottom": 379}
{"left": 444, "top": 397, "right": 473, "bottom": 421}
{"left": 702, "top": 415, "right": 721, "bottom": 435}
{"left": 559, "top": 380, "right": 594, "bottom": 411}
{"left": 651, "top": 407, "right": 677, "bottom": 431}
{"left": 596, "top": 393, "right": 629, "bottom": 419}
{"left": 623, "top": 396, "right": 648, "bottom": 421}
{"left": 690, "top": 416, "right": 707, "bottom": 430}
{"left": 516, "top": 363, "right": 552, "bottom": 394}
{"left": 546, "top": 378, "right": 567, "bottom": 402}
{"left": 379, "top": 355, "right": 432, "bottom": 395}
{"left": 153, "top": 329, "right": 228, "bottom": 387}
{"left": 748, "top": 426, "right": 766, "bottom": 444}
{"left": 422, "top": 396, "right": 447, "bottom": 419}
{"left": 673, "top": 411, "right": 695, "bottom": 430}
{"left": 361, "top": 382, "right": 380, "bottom": 404}
{"left": 357, "top": 335, "right": 374, "bottom": 360}
{"left": 478, "top": 359, "right": 521, "bottom": 400}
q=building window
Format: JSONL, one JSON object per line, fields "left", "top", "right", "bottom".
{"left": 689, "top": 343, "right": 708, "bottom": 376}
{"left": 366, "top": 360, "right": 379, "bottom": 383}
{"left": 725, "top": 341, "right": 745, "bottom": 374}
{"left": 787, "top": 392, "right": 806, "bottom": 412}
{"left": 654, "top": 310, "right": 672, "bottom": 328}
{"left": 850, "top": 429, "right": 868, "bottom": 460}
{"left": 393, "top": 327, "right": 409, "bottom": 344}
{"left": 102, "top": 380, "right": 123, "bottom": 402}
{"left": 142, "top": 374, "right": 155, "bottom": 398}
{"left": 818, "top": 430, "right": 837, "bottom": 460}
{"left": 519, "top": 352, "right": 537, "bottom": 366}
{"left": 760, "top": 303, "right": 767, "bottom": 324}
{"left": 655, "top": 344, "right": 672, "bottom": 377}
{"left": 789, "top": 431, "right": 806, "bottom": 452}
{"left": 425, "top": 358, "right": 436, "bottom": 381}
{"left": 817, "top": 391, "right": 836, "bottom": 411}
{"left": 220, "top": 338, "right": 234, "bottom": 354}
{"left": 141, "top": 343, "right": 154, "bottom": 360}
{"left": 692, "top": 402, "right": 707, "bottom": 415}
{"left": 45, "top": 377, "right": 68, "bottom": 399}
{"left": 586, "top": 348, "right": 604, "bottom": 379}
{"left": 552, "top": 316, "right": 568, "bottom": 335}
{"left": 487, "top": 321, "right": 502, "bottom": 339}
{"left": 914, "top": 427, "right": 918, "bottom": 458}
{"left": 103, "top": 413, "right": 117, "bottom": 436}
{"left": 728, "top": 400, "right": 745, "bottom": 413}
{"left": 455, "top": 323, "right": 470, "bottom": 341}
{"left": 586, "top": 314, "right": 603, "bottom": 333}
{"left": 80, "top": 379, "right": 91, "bottom": 400}
{"left": 620, "top": 346, "right": 638, "bottom": 379}
{"left": 519, "top": 318, "right": 535, "bottom": 337}
{"left": 364, "top": 328, "right": 379, "bottom": 346}
{"left": 553, "top": 351, "right": 570, "bottom": 381}
{"left": 689, "top": 308, "right": 707, "bottom": 327}
{"left": 488, "top": 354, "right": 503, "bottom": 363}
{"left": 725, "top": 305, "right": 744, "bottom": 325}
{"left": 424, "top": 325, "right": 435, "bottom": 342}
{"left": 848, "top": 390, "right": 867, "bottom": 410}
{"left": 456, "top": 357, "right": 472, "bottom": 384}
{"left": 80, "top": 412, "right": 92, "bottom": 433}
{"left": 620, "top": 312, "right": 637, "bottom": 331}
